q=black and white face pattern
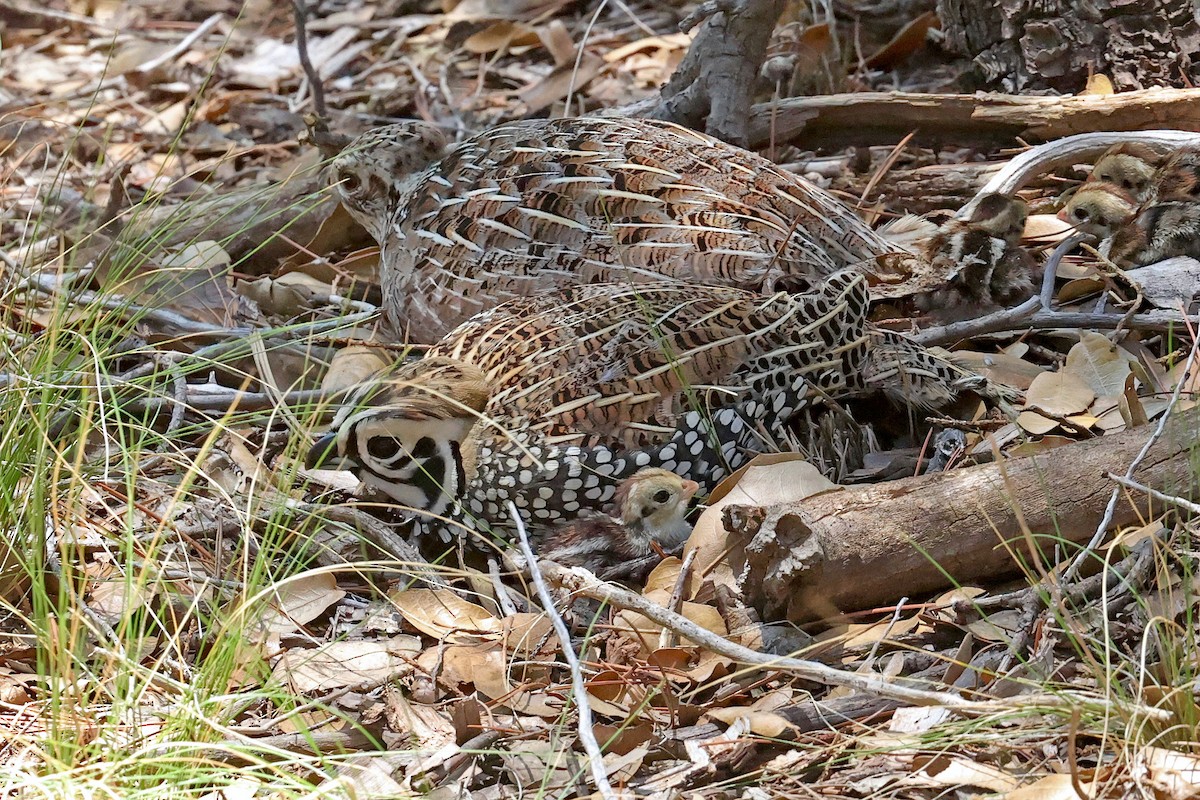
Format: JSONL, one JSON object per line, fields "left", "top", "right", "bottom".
{"left": 320, "top": 408, "right": 474, "bottom": 519}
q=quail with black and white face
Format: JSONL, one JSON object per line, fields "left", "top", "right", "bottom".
{"left": 306, "top": 272, "right": 997, "bottom": 542}
{"left": 536, "top": 468, "right": 700, "bottom": 578}
{"left": 327, "top": 116, "right": 927, "bottom": 342}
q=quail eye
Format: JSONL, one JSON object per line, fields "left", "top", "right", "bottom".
{"left": 367, "top": 436, "right": 403, "bottom": 461}
{"left": 338, "top": 170, "right": 361, "bottom": 194}
{"left": 652, "top": 489, "right": 671, "bottom": 504}
{"left": 1073, "top": 208, "right": 1090, "bottom": 221}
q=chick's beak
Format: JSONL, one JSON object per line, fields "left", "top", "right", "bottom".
{"left": 306, "top": 432, "right": 355, "bottom": 471}
{"left": 681, "top": 480, "right": 701, "bottom": 501}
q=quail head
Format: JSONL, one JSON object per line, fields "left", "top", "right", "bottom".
{"left": 1084, "top": 143, "right": 1161, "bottom": 205}
{"left": 1059, "top": 183, "right": 1138, "bottom": 252}
{"left": 329, "top": 121, "right": 448, "bottom": 242}
{"left": 537, "top": 468, "right": 699, "bottom": 579}
{"left": 1060, "top": 183, "right": 1200, "bottom": 266}
{"left": 306, "top": 357, "right": 490, "bottom": 513}
{"left": 1083, "top": 142, "right": 1200, "bottom": 206}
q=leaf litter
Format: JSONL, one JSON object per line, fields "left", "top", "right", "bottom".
{"left": 1, "top": 1, "right": 1199, "bottom": 798}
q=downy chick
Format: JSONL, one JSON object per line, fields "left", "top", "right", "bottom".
{"left": 537, "top": 468, "right": 699, "bottom": 580}
{"left": 1060, "top": 183, "right": 1200, "bottom": 266}
{"left": 915, "top": 193, "right": 1037, "bottom": 318}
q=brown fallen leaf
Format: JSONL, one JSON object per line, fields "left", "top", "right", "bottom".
{"left": 1025, "top": 370, "right": 1095, "bottom": 416}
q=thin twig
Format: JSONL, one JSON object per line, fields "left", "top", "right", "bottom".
{"left": 538, "top": 559, "right": 1173, "bottom": 721}
{"left": 1063, "top": 327, "right": 1198, "bottom": 582}
{"left": 507, "top": 502, "right": 617, "bottom": 800}
{"left": 135, "top": 13, "right": 223, "bottom": 74}
{"left": 659, "top": 549, "right": 696, "bottom": 649}
{"left": 291, "top": 1, "right": 327, "bottom": 119}
{"left": 24, "top": 272, "right": 254, "bottom": 338}
{"left": 914, "top": 302, "right": 1198, "bottom": 347}
{"left": 1041, "top": 232, "right": 1086, "bottom": 310}
{"left": 1105, "top": 472, "right": 1200, "bottom": 516}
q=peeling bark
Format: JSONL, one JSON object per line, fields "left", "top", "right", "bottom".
{"left": 937, "top": 0, "right": 1200, "bottom": 93}
{"left": 652, "top": 0, "right": 786, "bottom": 145}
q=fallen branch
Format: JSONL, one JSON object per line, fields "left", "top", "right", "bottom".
{"left": 748, "top": 89, "right": 1200, "bottom": 151}
{"left": 507, "top": 503, "right": 616, "bottom": 800}
{"left": 730, "top": 405, "right": 1200, "bottom": 621}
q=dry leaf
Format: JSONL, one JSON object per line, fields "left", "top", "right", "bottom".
{"left": 1082, "top": 73, "right": 1115, "bottom": 95}
{"left": 1120, "top": 373, "right": 1149, "bottom": 428}
{"left": 953, "top": 350, "right": 1047, "bottom": 391}
{"left": 463, "top": 21, "right": 539, "bottom": 54}
{"left": 536, "top": 20, "right": 576, "bottom": 66}
{"left": 501, "top": 613, "right": 555, "bottom": 658}
{"left": 389, "top": 588, "right": 500, "bottom": 641}
{"left": 705, "top": 707, "right": 797, "bottom": 737}
{"left": 998, "top": 777, "right": 1084, "bottom": 800}
{"left": 1023, "top": 213, "right": 1074, "bottom": 242}
{"left": 603, "top": 33, "right": 692, "bottom": 64}
{"left": 1025, "top": 371, "right": 1095, "bottom": 416}
{"left": 322, "top": 347, "right": 395, "bottom": 394}
{"left": 911, "top": 754, "right": 1021, "bottom": 792}
{"left": 1065, "top": 332, "right": 1133, "bottom": 397}
{"left": 1056, "top": 277, "right": 1104, "bottom": 302}
{"left": 1015, "top": 410, "right": 1059, "bottom": 435}
{"left": 1139, "top": 746, "right": 1200, "bottom": 800}
{"left": 272, "top": 636, "right": 421, "bottom": 693}
{"left": 238, "top": 272, "right": 331, "bottom": 316}
{"left": 864, "top": 12, "right": 938, "bottom": 70}
{"left": 253, "top": 571, "right": 346, "bottom": 640}
{"left": 517, "top": 53, "right": 605, "bottom": 115}
{"left": 1107, "top": 518, "right": 1166, "bottom": 550}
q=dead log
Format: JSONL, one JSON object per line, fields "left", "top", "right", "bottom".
{"left": 748, "top": 88, "right": 1200, "bottom": 150}
{"left": 732, "top": 406, "right": 1200, "bottom": 622}
{"left": 126, "top": 169, "right": 352, "bottom": 275}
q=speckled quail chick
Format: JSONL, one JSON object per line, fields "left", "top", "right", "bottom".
{"left": 537, "top": 468, "right": 699, "bottom": 580}
{"left": 1084, "top": 142, "right": 1200, "bottom": 205}
{"left": 1060, "top": 183, "right": 1200, "bottom": 266}
{"left": 914, "top": 193, "right": 1037, "bottom": 319}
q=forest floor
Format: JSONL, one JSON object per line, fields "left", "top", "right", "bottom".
{"left": 1, "top": 1, "right": 1199, "bottom": 798}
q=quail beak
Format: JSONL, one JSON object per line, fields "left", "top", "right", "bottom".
{"left": 305, "top": 433, "right": 356, "bottom": 471}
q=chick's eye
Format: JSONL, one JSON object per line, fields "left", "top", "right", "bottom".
{"left": 1073, "top": 208, "right": 1090, "bottom": 221}
{"left": 652, "top": 489, "right": 671, "bottom": 504}
{"left": 367, "top": 436, "right": 403, "bottom": 461}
